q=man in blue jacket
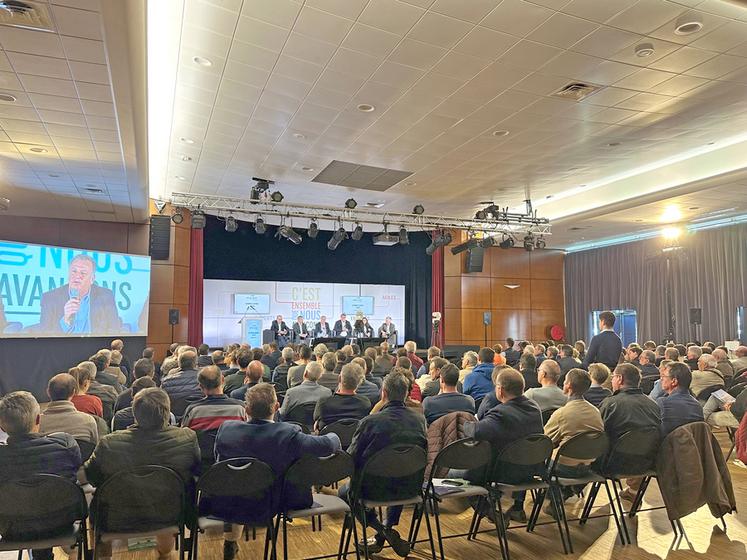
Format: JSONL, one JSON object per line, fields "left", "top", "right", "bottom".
{"left": 657, "top": 362, "right": 704, "bottom": 435}
{"left": 463, "top": 347, "right": 496, "bottom": 403}
{"left": 215, "top": 384, "right": 340, "bottom": 560}
{"left": 582, "top": 311, "right": 623, "bottom": 371}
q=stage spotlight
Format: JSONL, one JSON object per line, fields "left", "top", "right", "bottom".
{"left": 398, "top": 226, "right": 409, "bottom": 245}
{"left": 254, "top": 217, "right": 266, "bottom": 234}
{"left": 171, "top": 208, "right": 184, "bottom": 224}
{"left": 535, "top": 237, "right": 547, "bottom": 249}
{"left": 412, "top": 204, "right": 425, "bottom": 215}
{"left": 345, "top": 198, "right": 357, "bottom": 209}
{"left": 499, "top": 234, "right": 515, "bottom": 249}
{"left": 425, "top": 230, "right": 453, "bottom": 256}
{"left": 523, "top": 233, "right": 535, "bottom": 252}
{"left": 351, "top": 223, "right": 364, "bottom": 241}
{"left": 451, "top": 238, "right": 479, "bottom": 255}
{"left": 191, "top": 210, "right": 206, "bottom": 229}
{"left": 475, "top": 209, "right": 487, "bottom": 220}
{"left": 279, "top": 225, "right": 302, "bottom": 245}
{"left": 308, "top": 220, "right": 319, "bottom": 239}
{"left": 225, "top": 216, "right": 237, "bottom": 232}
{"left": 270, "top": 191, "right": 284, "bottom": 203}
{"left": 479, "top": 236, "right": 496, "bottom": 248}
{"left": 328, "top": 227, "right": 347, "bottom": 250}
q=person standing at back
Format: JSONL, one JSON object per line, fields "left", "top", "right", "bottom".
{"left": 582, "top": 311, "right": 623, "bottom": 372}
{"left": 504, "top": 338, "right": 521, "bottom": 367}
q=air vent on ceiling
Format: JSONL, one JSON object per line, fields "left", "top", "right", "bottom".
{"left": 0, "top": 1, "right": 54, "bottom": 32}
{"left": 553, "top": 82, "right": 603, "bottom": 102}
{"left": 312, "top": 160, "right": 413, "bottom": 192}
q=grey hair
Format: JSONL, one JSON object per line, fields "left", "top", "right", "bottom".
{"left": 340, "top": 363, "right": 363, "bottom": 391}
{"left": 383, "top": 371, "right": 409, "bottom": 402}
{"left": 699, "top": 353, "right": 717, "bottom": 369}
{"left": 305, "top": 361, "right": 323, "bottom": 382}
{"left": 0, "top": 391, "right": 40, "bottom": 435}
{"left": 463, "top": 351, "right": 478, "bottom": 366}
{"left": 77, "top": 360, "right": 97, "bottom": 379}
{"left": 133, "top": 387, "right": 170, "bottom": 429}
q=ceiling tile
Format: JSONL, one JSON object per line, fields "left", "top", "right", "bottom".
{"left": 606, "top": 0, "right": 687, "bottom": 35}
{"left": 29, "top": 93, "right": 82, "bottom": 113}
{"left": 499, "top": 40, "right": 562, "bottom": 71}
{"left": 68, "top": 61, "right": 109, "bottom": 84}
{"left": 282, "top": 32, "right": 337, "bottom": 66}
{"left": 273, "top": 55, "right": 323, "bottom": 84}
{"left": 370, "top": 61, "right": 426, "bottom": 88}
{"left": 560, "top": 0, "right": 637, "bottom": 23}
{"left": 453, "top": 26, "right": 517, "bottom": 59}
{"left": 583, "top": 86, "right": 637, "bottom": 107}
{"left": 407, "top": 11, "right": 472, "bottom": 49}
{"left": 61, "top": 36, "right": 107, "bottom": 64}
{"left": 570, "top": 27, "right": 640, "bottom": 59}
{"left": 236, "top": 16, "right": 290, "bottom": 52}
{"left": 527, "top": 13, "right": 599, "bottom": 49}
{"left": 7, "top": 52, "right": 72, "bottom": 80}
{"left": 358, "top": 0, "right": 425, "bottom": 36}
{"left": 184, "top": 0, "right": 238, "bottom": 35}
{"left": 481, "top": 0, "right": 553, "bottom": 37}
{"left": 577, "top": 60, "right": 639, "bottom": 85}
{"left": 431, "top": 51, "right": 491, "bottom": 81}
{"left": 75, "top": 81, "right": 113, "bottom": 102}
{"left": 51, "top": 4, "right": 103, "bottom": 40}
{"left": 0, "top": 27, "right": 64, "bottom": 58}
{"left": 388, "top": 38, "right": 445, "bottom": 70}
{"left": 689, "top": 21, "right": 747, "bottom": 52}
{"left": 293, "top": 6, "right": 354, "bottom": 44}
{"left": 327, "top": 47, "right": 383, "bottom": 79}
{"left": 342, "top": 23, "right": 401, "bottom": 58}
{"left": 685, "top": 54, "right": 747, "bottom": 79}
{"left": 240, "top": 0, "right": 302, "bottom": 29}
{"left": 514, "top": 72, "right": 573, "bottom": 96}
{"left": 609, "top": 38, "right": 681, "bottom": 67}
{"left": 306, "top": 0, "right": 368, "bottom": 20}
{"left": 648, "top": 74, "right": 708, "bottom": 96}
{"left": 429, "top": 0, "right": 500, "bottom": 24}
{"left": 649, "top": 10, "right": 731, "bottom": 45}
{"left": 316, "top": 68, "right": 367, "bottom": 94}
{"left": 228, "top": 42, "right": 279, "bottom": 71}
{"left": 648, "top": 46, "right": 718, "bottom": 73}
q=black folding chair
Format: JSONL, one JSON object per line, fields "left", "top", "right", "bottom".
{"left": 487, "top": 434, "right": 555, "bottom": 560}
{"left": 75, "top": 438, "right": 96, "bottom": 462}
{"left": 192, "top": 458, "right": 277, "bottom": 560}
{"left": 541, "top": 407, "right": 560, "bottom": 425}
{"left": 280, "top": 451, "right": 355, "bottom": 560}
{"left": 284, "top": 402, "right": 317, "bottom": 431}
{"left": 419, "top": 439, "right": 493, "bottom": 560}
{"left": 91, "top": 466, "right": 188, "bottom": 560}
{"left": 0, "top": 475, "right": 88, "bottom": 560}
{"left": 696, "top": 384, "right": 724, "bottom": 402}
{"left": 349, "top": 444, "right": 436, "bottom": 560}
{"left": 320, "top": 418, "right": 360, "bottom": 448}
{"left": 581, "top": 427, "right": 661, "bottom": 545}
{"left": 546, "top": 432, "right": 611, "bottom": 554}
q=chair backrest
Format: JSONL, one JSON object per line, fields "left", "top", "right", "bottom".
{"left": 92, "top": 465, "right": 185, "bottom": 534}
{"left": 541, "top": 407, "right": 559, "bottom": 425}
{"left": 320, "top": 418, "right": 360, "bottom": 448}
{"left": 75, "top": 438, "right": 96, "bottom": 462}
{"left": 361, "top": 444, "right": 427, "bottom": 479}
{"left": 284, "top": 421, "right": 310, "bottom": 434}
{"left": 554, "top": 431, "right": 609, "bottom": 468}
{"left": 430, "top": 438, "right": 492, "bottom": 482}
{"left": 0, "top": 474, "right": 87, "bottom": 540}
{"left": 285, "top": 401, "right": 317, "bottom": 428}
{"left": 198, "top": 457, "right": 275, "bottom": 498}
{"left": 640, "top": 376, "right": 658, "bottom": 395}
{"left": 599, "top": 427, "right": 660, "bottom": 476}
{"left": 285, "top": 451, "right": 353, "bottom": 489}
{"left": 496, "top": 433, "right": 554, "bottom": 466}
{"left": 696, "top": 384, "right": 723, "bottom": 401}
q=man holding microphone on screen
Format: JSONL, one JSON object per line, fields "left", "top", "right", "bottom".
{"left": 39, "top": 254, "right": 122, "bottom": 335}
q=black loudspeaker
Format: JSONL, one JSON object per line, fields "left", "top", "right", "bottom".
{"left": 149, "top": 215, "right": 171, "bottom": 260}
{"left": 483, "top": 312, "right": 492, "bottom": 326}
{"left": 689, "top": 308, "right": 702, "bottom": 325}
{"left": 465, "top": 246, "right": 484, "bottom": 273}
{"left": 168, "top": 308, "right": 180, "bottom": 325}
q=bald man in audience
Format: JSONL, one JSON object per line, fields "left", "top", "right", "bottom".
{"left": 280, "top": 361, "right": 332, "bottom": 419}
{"left": 524, "top": 359, "right": 567, "bottom": 412}
{"left": 229, "top": 360, "right": 265, "bottom": 402}
{"left": 691, "top": 353, "right": 725, "bottom": 400}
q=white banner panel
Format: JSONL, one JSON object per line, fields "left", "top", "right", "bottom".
{"left": 203, "top": 279, "right": 405, "bottom": 347}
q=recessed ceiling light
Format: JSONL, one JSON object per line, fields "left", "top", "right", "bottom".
{"left": 545, "top": 195, "right": 553, "bottom": 199}
{"left": 29, "top": 147, "right": 47, "bottom": 153}
{"left": 491, "top": 129, "right": 510, "bottom": 137}
{"left": 180, "top": 154, "right": 192, "bottom": 162}
{"left": 606, "top": 142, "right": 621, "bottom": 147}
{"left": 0, "top": 93, "right": 16, "bottom": 102}
{"left": 661, "top": 204, "right": 682, "bottom": 223}
{"left": 192, "top": 55, "right": 212, "bottom": 67}
{"left": 175, "top": 175, "right": 188, "bottom": 181}
{"left": 301, "top": 166, "right": 315, "bottom": 172}
{"left": 674, "top": 15, "right": 703, "bottom": 35}
{"left": 634, "top": 43, "right": 655, "bottom": 58}
{"left": 707, "top": 141, "right": 715, "bottom": 146}
{"left": 48, "top": 173, "right": 60, "bottom": 178}
{"left": 366, "top": 202, "right": 384, "bottom": 208}
{"left": 357, "top": 103, "right": 375, "bottom": 112}
{"left": 179, "top": 136, "right": 194, "bottom": 144}
{"left": 688, "top": 206, "right": 698, "bottom": 210}
{"left": 292, "top": 132, "right": 306, "bottom": 140}
{"left": 85, "top": 187, "right": 104, "bottom": 193}
{"left": 404, "top": 181, "right": 417, "bottom": 186}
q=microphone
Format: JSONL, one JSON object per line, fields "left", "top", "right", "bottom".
{"left": 67, "top": 288, "right": 79, "bottom": 324}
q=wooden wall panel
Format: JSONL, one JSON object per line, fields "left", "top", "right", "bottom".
{"left": 461, "top": 277, "right": 491, "bottom": 309}
{"left": 461, "top": 309, "right": 490, "bottom": 342}
{"left": 530, "top": 250, "right": 564, "bottom": 279}
{"left": 530, "top": 279, "right": 564, "bottom": 310}
{"left": 444, "top": 276, "right": 462, "bottom": 308}
{"left": 530, "top": 309, "right": 566, "bottom": 341}
{"left": 491, "top": 278, "right": 531, "bottom": 309}
{"left": 444, "top": 308, "right": 462, "bottom": 343}
{"left": 490, "top": 248, "right": 531, "bottom": 278}
{"left": 491, "top": 309, "right": 531, "bottom": 342}
{"left": 173, "top": 226, "right": 191, "bottom": 267}
{"left": 149, "top": 265, "right": 175, "bottom": 304}
{"left": 148, "top": 303, "right": 189, "bottom": 345}
{"left": 444, "top": 247, "right": 461, "bottom": 277}
{"left": 172, "top": 265, "right": 190, "bottom": 305}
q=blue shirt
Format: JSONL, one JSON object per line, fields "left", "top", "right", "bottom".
{"left": 657, "top": 388, "right": 704, "bottom": 435}
{"left": 59, "top": 291, "right": 91, "bottom": 333}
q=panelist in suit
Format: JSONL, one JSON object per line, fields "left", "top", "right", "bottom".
{"left": 271, "top": 315, "right": 290, "bottom": 348}
{"left": 355, "top": 317, "right": 374, "bottom": 338}
{"left": 334, "top": 313, "right": 352, "bottom": 337}
{"left": 314, "top": 315, "right": 332, "bottom": 338}
{"left": 378, "top": 316, "right": 397, "bottom": 346}
{"left": 292, "top": 315, "right": 310, "bottom": 346}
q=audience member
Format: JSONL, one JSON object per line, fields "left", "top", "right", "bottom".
{"left": 342, "top": 372, "right": 426, "bottom": 557}
{"left": 584, "top": 363, "right": 612, "bottom": 408}
{"left": 69, "top": 365, "right": 104, "bottom": 417}
{"left": 733, "top": 346, "right": 747, "bottom": 377}
{"left": 229, "top": 360, "right": 265, "bottom": 402}
{"left": 638, "top": 349, "right": 659, "bottom": 378}
{"left": 85, "top": 388, "right": 200, "bottom": 560}
{"left": 476, "top": 365, "right": 511, "bottom": 419}
{"left": 77, "top": 360, "right": 117, "bottom": 422}
{"left": 197, "top": 344, "right": 212, "bottom": 367}
{"left": 599, "top": 363, "right": 661, "bottom": 442}
{"left": 463, "top": 347, "right": 496, "bottom": 402}
{"left": 658, "top": 362, "right": 705, "bottom": 435}
{"left": 223, "top": 350, "right": 252, "bottom": 395}
{"left": 279, "top": 361, "right": 332, "bottom": 419}
{"left": 352, "top": 357, "right": 382, "bottom": 406}
{"left": 419, "top": 357, "right": 449, "bottom": 398}
{"left": 40, "top": 373, "right": 98, "bottom": 443}
{"left": 90, "top": 351, "right": 124, "bottom": 392}
{"left": 524, "top": 359, "right": 567, "bottom": 412}
{"left": 288, "top": 345, "right": 312, "bottom": 388}
{"left": 114, "top": 358, "right": 155, "bottom": 413}
{"left": 520, "top": 352, "right": 539, "bottom": 390}
{"left": 318, "top": 352, "right": 340, "bottom": 391}
{"left": 111, "top": 339, "right": 131, "bottom": 381}
{"left": 373, "top": 345, "right": 394, "bottom": 377}
{"left": 422, "top": 363, "right": 475, "bottom": 425}
{"left": 685, "top": 345, "right": 702, "bottom": 371}
{"left": 211, "top": 350, "right": 228, "bottom": 371}
{"left": 664, "top": 347, "right": 680, "bottom": 362}
{"left": 459, "top": 351, "right": 478, "bottom": 383}
{"left": 143, "top": 347, "right": 162, "bottom": 384}
{"left": 547, "top": 346, "right": 559, "bottom": 361}
{"left": 314, "top": 363, "right": 371, "bottom": 430}
{"left": 0, "top": 391, "right": 82, "bottom": 560}
{"left": 260, "top": 342, "right": 280, "bottom": 371}
{"left": 574, "top": 340, "right": 586, "bottom": 361}
{"left": 111, "top": 377, "right": 158, "bottom": 431}
{"left": 557, "top": 344, "right": 581, "bottom": 383}
{"left": 534, "top": 344, "right": 547, "bottom": 368}
{"left": 713, "top": 348, "right": 735, "bottom": 381}
{"left": 691, "top": 354, "right": 726, "bottom": 399}
{"left": 271, "top": 347, "right": 295, "bottom": 392}
{"left": 504, "top": 338, "right": 520, "bottom": 367}
{"left": 626, "top": 345, "right": 643, "bottom": 369}
{"left": 582, "top": 311, "right": 623, "bottom": 371}
{"left": 404, "top": 341, "right": 424, "bottom": 372}
{"left": 161, "top": 350, "right": 202, "bottom": 418}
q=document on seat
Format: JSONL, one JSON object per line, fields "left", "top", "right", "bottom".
{"left": 712, "top": 389, "right": 736, "bottom": 404}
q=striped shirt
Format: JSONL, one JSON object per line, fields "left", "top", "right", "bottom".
{"left": 181, "top": 394, "right": 247, "bottom": 432}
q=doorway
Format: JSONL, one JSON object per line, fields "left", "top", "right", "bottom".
{"left": 590, "top": 309, "right": 638, "bottom": 348}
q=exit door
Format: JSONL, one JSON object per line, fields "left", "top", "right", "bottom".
{"left": 590, "top": 309, "right": 638, "bottom": 348}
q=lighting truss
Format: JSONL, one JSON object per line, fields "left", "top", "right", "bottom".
{"left": 169, "top": 192, "right": 552, "bottom": 237}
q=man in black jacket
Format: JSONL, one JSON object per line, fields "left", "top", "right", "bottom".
{"left": 582, "top": 311, "right": 623, "bottom": 371}
{"left": 599, "top": 363, "right": 661, "bottom": 441}
{"left": 161, "top": 350, "right": 202, "bottom": 418}
{"left": 0, "top": 391, "right": 82, "bottom": 560}
{"left": 557, "top": 344, "right": 581, "bottom": 385}
{"left": 504, "top": 337, "right": 521, "bottom": 367}
{"left": 341, "top": 371, "right": 426, "bottom": 557}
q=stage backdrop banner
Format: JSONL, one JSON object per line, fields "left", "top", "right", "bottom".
{"left": 203, "top": 279, "right": 405, "bottom": 348}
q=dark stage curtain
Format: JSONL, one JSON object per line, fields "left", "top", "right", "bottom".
{"left": 202, "top": 216, "right": 432, "bottom": 347}
{"left": 0, "top": 336, "right": 145, "bottom": 402}
{"left": 188, "top": 227, "right": 204, "bottom": 347}
{"left": 431, "top": 243, "right": 444, "bottom": 348}
{"left": 565, "top": 223, "right": 747, "bottom": 344}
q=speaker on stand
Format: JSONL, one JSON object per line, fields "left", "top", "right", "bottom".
{"left": 483, "top": 311, "right": 491, "bottom": 348}
{"left": 169, "top": 308, "right": 180, "bottom": 344}
{"left": 689, "top": 307, "right": 702, "bottom": 344}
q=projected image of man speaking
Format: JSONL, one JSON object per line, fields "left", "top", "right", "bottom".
{"left": 39, "top": 254, "right": 122, "bottom": 334}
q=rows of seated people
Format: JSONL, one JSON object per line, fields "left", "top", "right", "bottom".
{"left": 0, "top": 335, "right": 744, "bottom": 560}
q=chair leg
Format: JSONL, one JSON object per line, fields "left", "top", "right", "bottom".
{"left": 579, "top": 482, "right": 600, "bottom": 525}
{"left": 361, "top": 506, "right": 370, "bottom": 559}
{"left": 409, "top": 503, "right": 424, "bottom": 548}
{"left": 606, "top": 480, "right": 629, "bottom": 545}
{"left": 263, "top": 524, "right": 271, "bottom": 560}
{"left": 467, "top": 507, "right": 479, "bottom": 540}
{"left": 528, "top": 489, "right": 547, "bottom": 532}
{"left": 549, "top": 486, "right": 570, "bottom": 554}
{"left": 282, "top": 515, "right": 288, "bottom": 560}
{"left": 420, "top": 500, "right": 438, "bottom": 560}
{"left": 17, "top": 550, "right": 22, "bottom": 560}
{"left": 191, "top": 526, "right": 200, "bottom": 560}
{"left": 350, "top": 510, "right": 361, "bottom": 560}
{"left": 336, "top": 514, "right": 348, "bottom": 560}
{"left": 489, "top": 493, "right": 509, "bottom": 560}
{"left": 432, "top": 497, "right": 446, "bottom": 560}
{"left": 629, "top": 476, "right": 651, "bottom": 518}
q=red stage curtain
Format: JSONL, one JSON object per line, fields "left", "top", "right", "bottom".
{"left": 431, "top": 241, "right": 444, "bottom": 348}
{"left": 187, "top": 227, "right": 204, "bottom": 347}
